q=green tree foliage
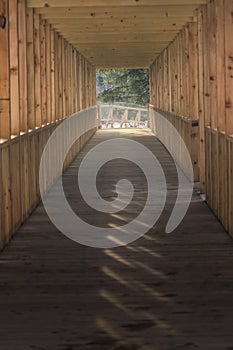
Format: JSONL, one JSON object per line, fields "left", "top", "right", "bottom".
{"left": 96, "top": 69, "right": 149, "bottom": 107}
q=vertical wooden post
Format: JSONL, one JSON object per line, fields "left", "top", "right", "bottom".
{"left": 34, "top": 11, "right": 41, "bottom": 127}
{"left": 40, "top": 19, "right": 47, "bottom": 125}
{"left": 209, "top": 0, "right": 217, "bottom": 129}
{"left": 46, "top": 21, "right": 51, "bottom": 124}
{"left": 74, "top": 50, "right": 78, "bottom": 111}
{"left": 225, "top": 0, "right": 233, "bottom": 135}
{"left": 54, "top": 31, "right": 59, "bottom": 121}
{"left": 198, "top": 7, "right": 205, "bottom": 192}
{"left": 78, "top": 53, "right": 83, "bottom": 110}
{"left": 98, "top": 104, "right": 102, "bottom": 129}
{"left": 72, "top": 48, "right": 76, "bottom": 113}
{"left": 58, "top": 35, "right": 63, "bottom": 119}
{"left": 204, "top": 5, "right": 211, "bottom": 127}
{"left": 9, "top": 0, "right": 20, "bottom": 136}
{"left": 18, "top": 0, "right": 28, "bottom": 132}
{"left": 26, "top": 7, "right": 35, "bottom": 130}
{"left": 50, "top": 28, "right": 55, "bottom": 122}
{"left": 1, "top": 146, "right": 12, "bottom": 246}
{"left": 0, "top": 0, "right": 10, "bottom": 140}
{"left": 185, "top": 25, "right": 190, "bottom": 118}
{"left": 76, "top": 52, "right": 80, "bottom": 111}
{"left": 216, "top": 0, "right": 225, "bottom": 133}
{"left": 188, "top": 22, "right": 199, "bottom": 120}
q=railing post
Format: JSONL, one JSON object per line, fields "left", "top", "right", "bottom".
{"left": 125, "top": 108, "right": 128, "bottom": 128}
{"left": 98, "top": 104, "right": 102, "bottom": 129}
{"left": 110, "top": 106, "right": 114, "bottom": 128}
{"left": 134, "top": 110, "right": 141, "bottom": 127}
{"left": 147, "top": 104, "right": 151, "bottom": 129}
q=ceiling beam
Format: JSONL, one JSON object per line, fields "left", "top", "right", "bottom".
{"left": 35, "top": 5, "right": 200, "bottom": 19}
{"left": 28, "top": 0, "right": 207, "bottom": 7}
{"left": 51, "top": 19, "right": 186, "bottom": 29}
{"left": 60, "top": 33, "right": 177, "bottom": 43}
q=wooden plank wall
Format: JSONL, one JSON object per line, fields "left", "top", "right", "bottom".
{"left": 0, "top": 0, "right": 96, "bottom": 249}
{"left": 150, "top": 0, "right": 233, "bottom": 238}
{"left": 149, "top": 22, "right": 199, "bottom": 182}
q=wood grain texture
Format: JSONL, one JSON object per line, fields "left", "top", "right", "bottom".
{"left": 150, "top": 0, "right": 233, "bottom": 238}
{"left": 1, "top": 129, "right": 233, "bottom": 350}
{"left": 0, "top": 0, "right": 96, "bottom": 248}
{"left": 29, "top": 3, "right": 207, "bottom": 67}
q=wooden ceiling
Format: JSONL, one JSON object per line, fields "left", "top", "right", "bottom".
{"left": 27, "top": 0, "right": 207, "bottom": 68}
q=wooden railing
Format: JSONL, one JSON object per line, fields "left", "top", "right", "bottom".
{"left": 0, "top": 108, "right": 97, "bottom": 250}
{"left": 98, "top": 104, "right": 147, "bottom": 129}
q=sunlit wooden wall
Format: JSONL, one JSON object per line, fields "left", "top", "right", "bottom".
{"left": 0, "top": 0, "right": 96, "bottom": 249}
{"left": 150, "top": 0, "right": 233, "bottom": 237}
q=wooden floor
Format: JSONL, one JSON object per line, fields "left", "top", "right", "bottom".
{"left": 1, "top": 129, "right": 233, "bottom": 350}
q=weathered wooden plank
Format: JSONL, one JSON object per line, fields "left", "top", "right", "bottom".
{"left": 225, "top": 0, "right": 233, "bottom": 135}
{"left": 197, "top": 7, "right": 205, "bottom": 193}
{"left": 20, "top": 136, "right": 29, "bottom": 221}
{"left": 61, "top": 38, "right": 66, "bottom": 118}
{"left": 18, "top": 0, "right": 28, "bottom": 132}
{"left": 40, "top": 19, "right": 47, "bottom": 125}
{"left": 203, "top": 4, "right": 210, "bottom": 127}
{"left": 34, "top": 11, "right": 42, "bottom": 127}
{"left": 0, "top": 0, "right": 10, "bottom": 140}
{"left": 209, "top": 0, "right": 217, "bottom": 129}
{"left": 9, "top": 0, "right": 20, "bottom": 136}
{"left": 215, "top": 0, "right": 225, "bottom": 132}
{"left": 58, "top": 35, "right": 63, "bottom": 119}
{"left": 184, "top": 25, "right": 190, "bottom": 118}
{"left": 54, "top": 31, "right": 59, "bottom": 120}
{"left": 28, "top": 133, "right": 37, "bottom": 210}
{"left": 29, "top": 0, "right": 207, "bottom": 7}
{"left": 26, "top": 7, "right": 36, "bottom": 130}
{"left": 46, "top": 21, "right": 51, "bottom": 123}
{"left": 10, "top": 141, "right": 21, "bottom": 231}
{"left": 0, "top": 145, "right": 12, "bottom": 247}
{"left": 50, "top": 29, "right": 55, "bottom": 122}
{"left": 188, "top": 22, "right": 198, "bottom": 119}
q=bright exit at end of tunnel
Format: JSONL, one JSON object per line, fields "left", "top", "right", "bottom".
{"left": 96, "top": 69, "right": 149, "bottom": 129}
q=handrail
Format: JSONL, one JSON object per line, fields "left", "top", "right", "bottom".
{"left": 97, "top": 103, "right": 148, "bottom": 129}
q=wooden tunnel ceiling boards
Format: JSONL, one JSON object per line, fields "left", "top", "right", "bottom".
{"left": 28, "top": 0, "right": 207, "bottom": 68}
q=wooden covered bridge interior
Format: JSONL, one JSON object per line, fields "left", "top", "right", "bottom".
{"left": 0, "top": 0, "right": 233, "bottom": 349}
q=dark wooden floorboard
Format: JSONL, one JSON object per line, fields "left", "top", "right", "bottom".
{"left": 0, "top": 129, "right": 233, "bottom": 350}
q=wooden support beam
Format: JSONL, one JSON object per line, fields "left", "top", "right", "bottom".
{"left": 225, "top": 0, "right": 233, "bottom": 135}
{"left": 9, "top": 0, "right": 20, "bottom": 136}
{"left": 216, "top": 0, "right": 225, "bottom": 133}
{"left": 29, "top": 1, "right": 207, "bottom": 8}
{"left": 188, "top": 22, "right": 198, "bottom": 119}
{"left": 40, "top": 18, "right": 47, "bottom": 125}
{"left": 209, "top": 0, "right": 217, "bottom": 129}
{"left": 26, "top": 7, "right": 36, "bottom": 130}
{"left": 0, "top": 0, "right": 10, "bottom": 140}
{"left": 197, "top": 7, "right": 205, "bottom": 192}
{"left": 18, "top": 0, "right": 28, "bottom": 132}
{"left": 59, "top": 32, "right": 177, "bottom": 44}
{"left": 46, "top": 21, "right": 51, "bottom": 123}
{"left": 54, "top": 31, "right": 59, "bottom": 120}
{"left": 50, "top": 28, "right": 55, "bottom": 122}
{"left": 34, "top": 11, "right": 42, "bottom": 127}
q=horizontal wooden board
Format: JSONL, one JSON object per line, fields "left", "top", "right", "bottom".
{"left": 35, "top": 5, "right": 201, "bottom": 17}
{"left": 29, "top": 0, "right": 207, "bottom": 7}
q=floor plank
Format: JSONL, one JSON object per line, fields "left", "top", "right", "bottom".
{"left": 0, "top": 129, "right": 233, "bottom": 350}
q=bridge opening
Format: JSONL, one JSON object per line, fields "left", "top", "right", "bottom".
{"left": 96, "top": 69, "right": 149, "bottom": 128}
